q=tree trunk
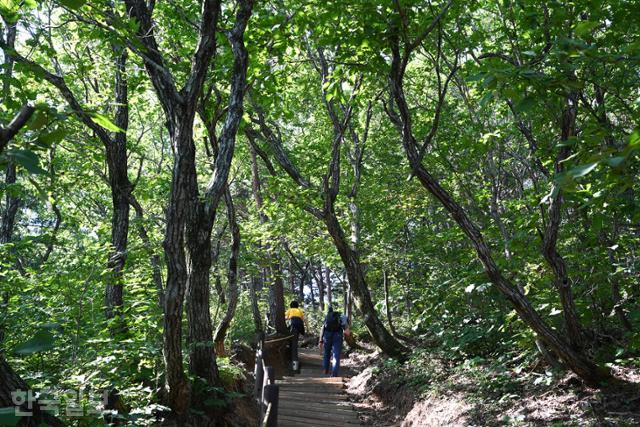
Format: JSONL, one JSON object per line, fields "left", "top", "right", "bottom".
{"left": 316, "top": 263, "right": 325, "bottom": 311}
{"left": 269, "top": 261, "right": 288, "bottom": 334}
{"left": 324, "top": 210, "right": 407, "bottom": 357}
{"left": 130, "top": 196, "right": 164, "bottom": 308}
{"left": 541, "top": 94, "right": 585, "bottom": 349}
{"left": 0, "top": 356, "right": 65, "bottom": 427}
{"left": 289, "top": 261, "right": 296, "bottom": 294}
{"left": 298, "top": 269, "right": 304, "bottom": 303}
{"left": 383, "top": 270, "right": 398, "bottom": 337}
{"left": 1, "top": 164, "right": 20, "bottom": 246}
{"left": 103, "top": 64, "right": 131, "bottom": 332}
{"left": 250, "top": 276, "right": 263, "bottom": 333}
{"left": 250, "top": 144, "right": 287, "bottom": 334}
{"left": 308, "top": 271, "right": 315, "bottom": 308}
{"left": 214, "top": 189, "right": 241, "bottom": 356}
{"left": 162, "top": 122, "right": 195, "bottom": 413}
{"left": 185, "top": 211, "right": 219, "bottom": 386}
{"left": 389, "top": 36, "right": 609, "bottom": 385}
{"left": 326, "top": 266, "right": 332, "bottom": 307}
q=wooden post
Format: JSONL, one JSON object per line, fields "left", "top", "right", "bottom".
{"left": 262, "top": 366, "right": 275, "bottom": 406}
{"left": 254, "top": 350, "right": 264, "bottom": 400}
{"left": 263, "top": 384, "right": 279, "bottom": 427}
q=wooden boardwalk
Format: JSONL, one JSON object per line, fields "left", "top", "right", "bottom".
{"left": 276, "top": 348, "right": 363, "bottom": 426}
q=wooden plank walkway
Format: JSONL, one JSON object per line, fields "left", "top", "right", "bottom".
{"left": 276, "top": 348, "right": 363, "bottom": 427}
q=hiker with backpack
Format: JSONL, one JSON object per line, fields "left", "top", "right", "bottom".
{"left": 285, "top": 300, "right": 308, "bottom": 336}
{"left": 319, "top": 306, "right": 350, "bottom": 377}
{"left": 285, "top": 301, "right": 309, "bottom": 371}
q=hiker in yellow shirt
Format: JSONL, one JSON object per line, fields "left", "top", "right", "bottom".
{"left": 285, "top": 301, "right": 309, "bottom": 372}
{"left": 285, "top": 300, "right": 309, "bottom": 335}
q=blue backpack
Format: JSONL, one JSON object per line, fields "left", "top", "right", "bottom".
{"left": 325, "top": 311, "right": 342, "bottom": 332}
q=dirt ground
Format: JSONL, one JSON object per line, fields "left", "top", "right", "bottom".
{"left": 342, "top": 348, "right": 640, "bottom": 426}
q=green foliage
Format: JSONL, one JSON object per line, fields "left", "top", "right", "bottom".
{"left": 0, "top": 0, "right": 639, "bottom": 423}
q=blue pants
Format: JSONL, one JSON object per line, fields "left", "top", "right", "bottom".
{"left": 322, "top": 331, "right": 343, "bottom": 377}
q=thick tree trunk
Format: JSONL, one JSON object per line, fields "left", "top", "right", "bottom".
{"left": 162, "top": 123, "right": 195, "bottom": 414}
{"left": 185, "top": 211, "right": 218, "bottom": 386}
{"left": 124, "top": 0, "right": 254, "bottom": 415}
{"left": 213, "top": 189, "right": 241, "bottom": 356}
{"left": 0, "top": 357, "right": 64, "bottom": 427}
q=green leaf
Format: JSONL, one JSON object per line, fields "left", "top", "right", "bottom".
{"left": 556, "top": 136, "right": 577, "bottom": 148}
{"left": 605, "top": 156, "right": 625, "bottom": 168}
{"left": 28, "top": 109, "right": 48, "bottom": 131}
{"left": 574, "top": 21, "right": 599, "bottom": 37}
{"left": 568, "top": 162, "right": 598, "bottom": 178}
{"left": 90, "top": 113, "right": 124, "bottom": 132}
{"left": 513, "top": 96, "right": 535, "bottom": 114}
{"left": 6, "top": 149, "right": 47, "bottom": 175}
{"left": 0, "top": 0, "right": 19, "bottom": 24}
{"left": 14, "top": 330, "right": 56, "bottom": 355}
{"left": 38, "top": 127, "right": 68, "bottom": 146}
{"left": 59, "top": 0, "right": 87, "bottom": 9}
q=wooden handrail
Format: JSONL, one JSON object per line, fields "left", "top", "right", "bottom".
{"left": 260, "top": 403, "right": 272, "bottom": 427}
{"left": 255, "top": 333, "right": 300, "bottom": 426}
{"left": 255, "top": 335, "right": 283, "bottom": 427}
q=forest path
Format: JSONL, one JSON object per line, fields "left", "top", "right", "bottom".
{"left": 276, "top": 348, "right": 364, "bottom": 426}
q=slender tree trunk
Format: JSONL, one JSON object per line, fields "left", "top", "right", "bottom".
{"left": 383, "top": 270, "right": 399, "bottom": 337}
{"left": 250, "top": 145, "right": 287, "bottom": 334}
{"left": 250, "top": 276, "right": 263, "bottom": 333}
{"left": 1, "top": 164, "right": 20, "bottom": 246}
{"left": 389, "top": 35, "right": 609, "bottom": 385}
{"left": 603, "top": 230, "right": 633, "bottom": 331}
{"left": 289, "top": 261, "right": 296, "bottom": 294}
{"left": 541, "top": 94, "right": 586, "bottom": 349}
{"left": 214, "top": 189, "right": 241, "bottom": 356}
{"left": 130, "top": 196, "right": 164, "bottom": 308}
{"left": 298, "top": 269, "right": 304, "bottom": 303}
{"left": 324, "top": 211, "right": 407, "bottom": 357}
{"left": 326, "top": 266, "right": 332, "bottom": 307}
{"left": 317, "top": 263, "right": 325, "bottom": 311}
{"left": 269, "top": 261, "right": 288, "bottom": 334}
{"left": 308, "top": 271, "right": 315, "bottom": 308}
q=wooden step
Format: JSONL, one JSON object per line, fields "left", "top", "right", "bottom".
{"left": 279, "top": 378, "right": 344, "bottom": 384}
{"left": 278, "top": 414, "right": 362, "bottom": 426}
{"left": 279, "top": 378, "right": 345, "bottom": 384}
{"left": 279, "top": 403, "right": 357, "bottom": 416}
{"left": 278, "top": 391, "right": 349, "bottom": 401}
